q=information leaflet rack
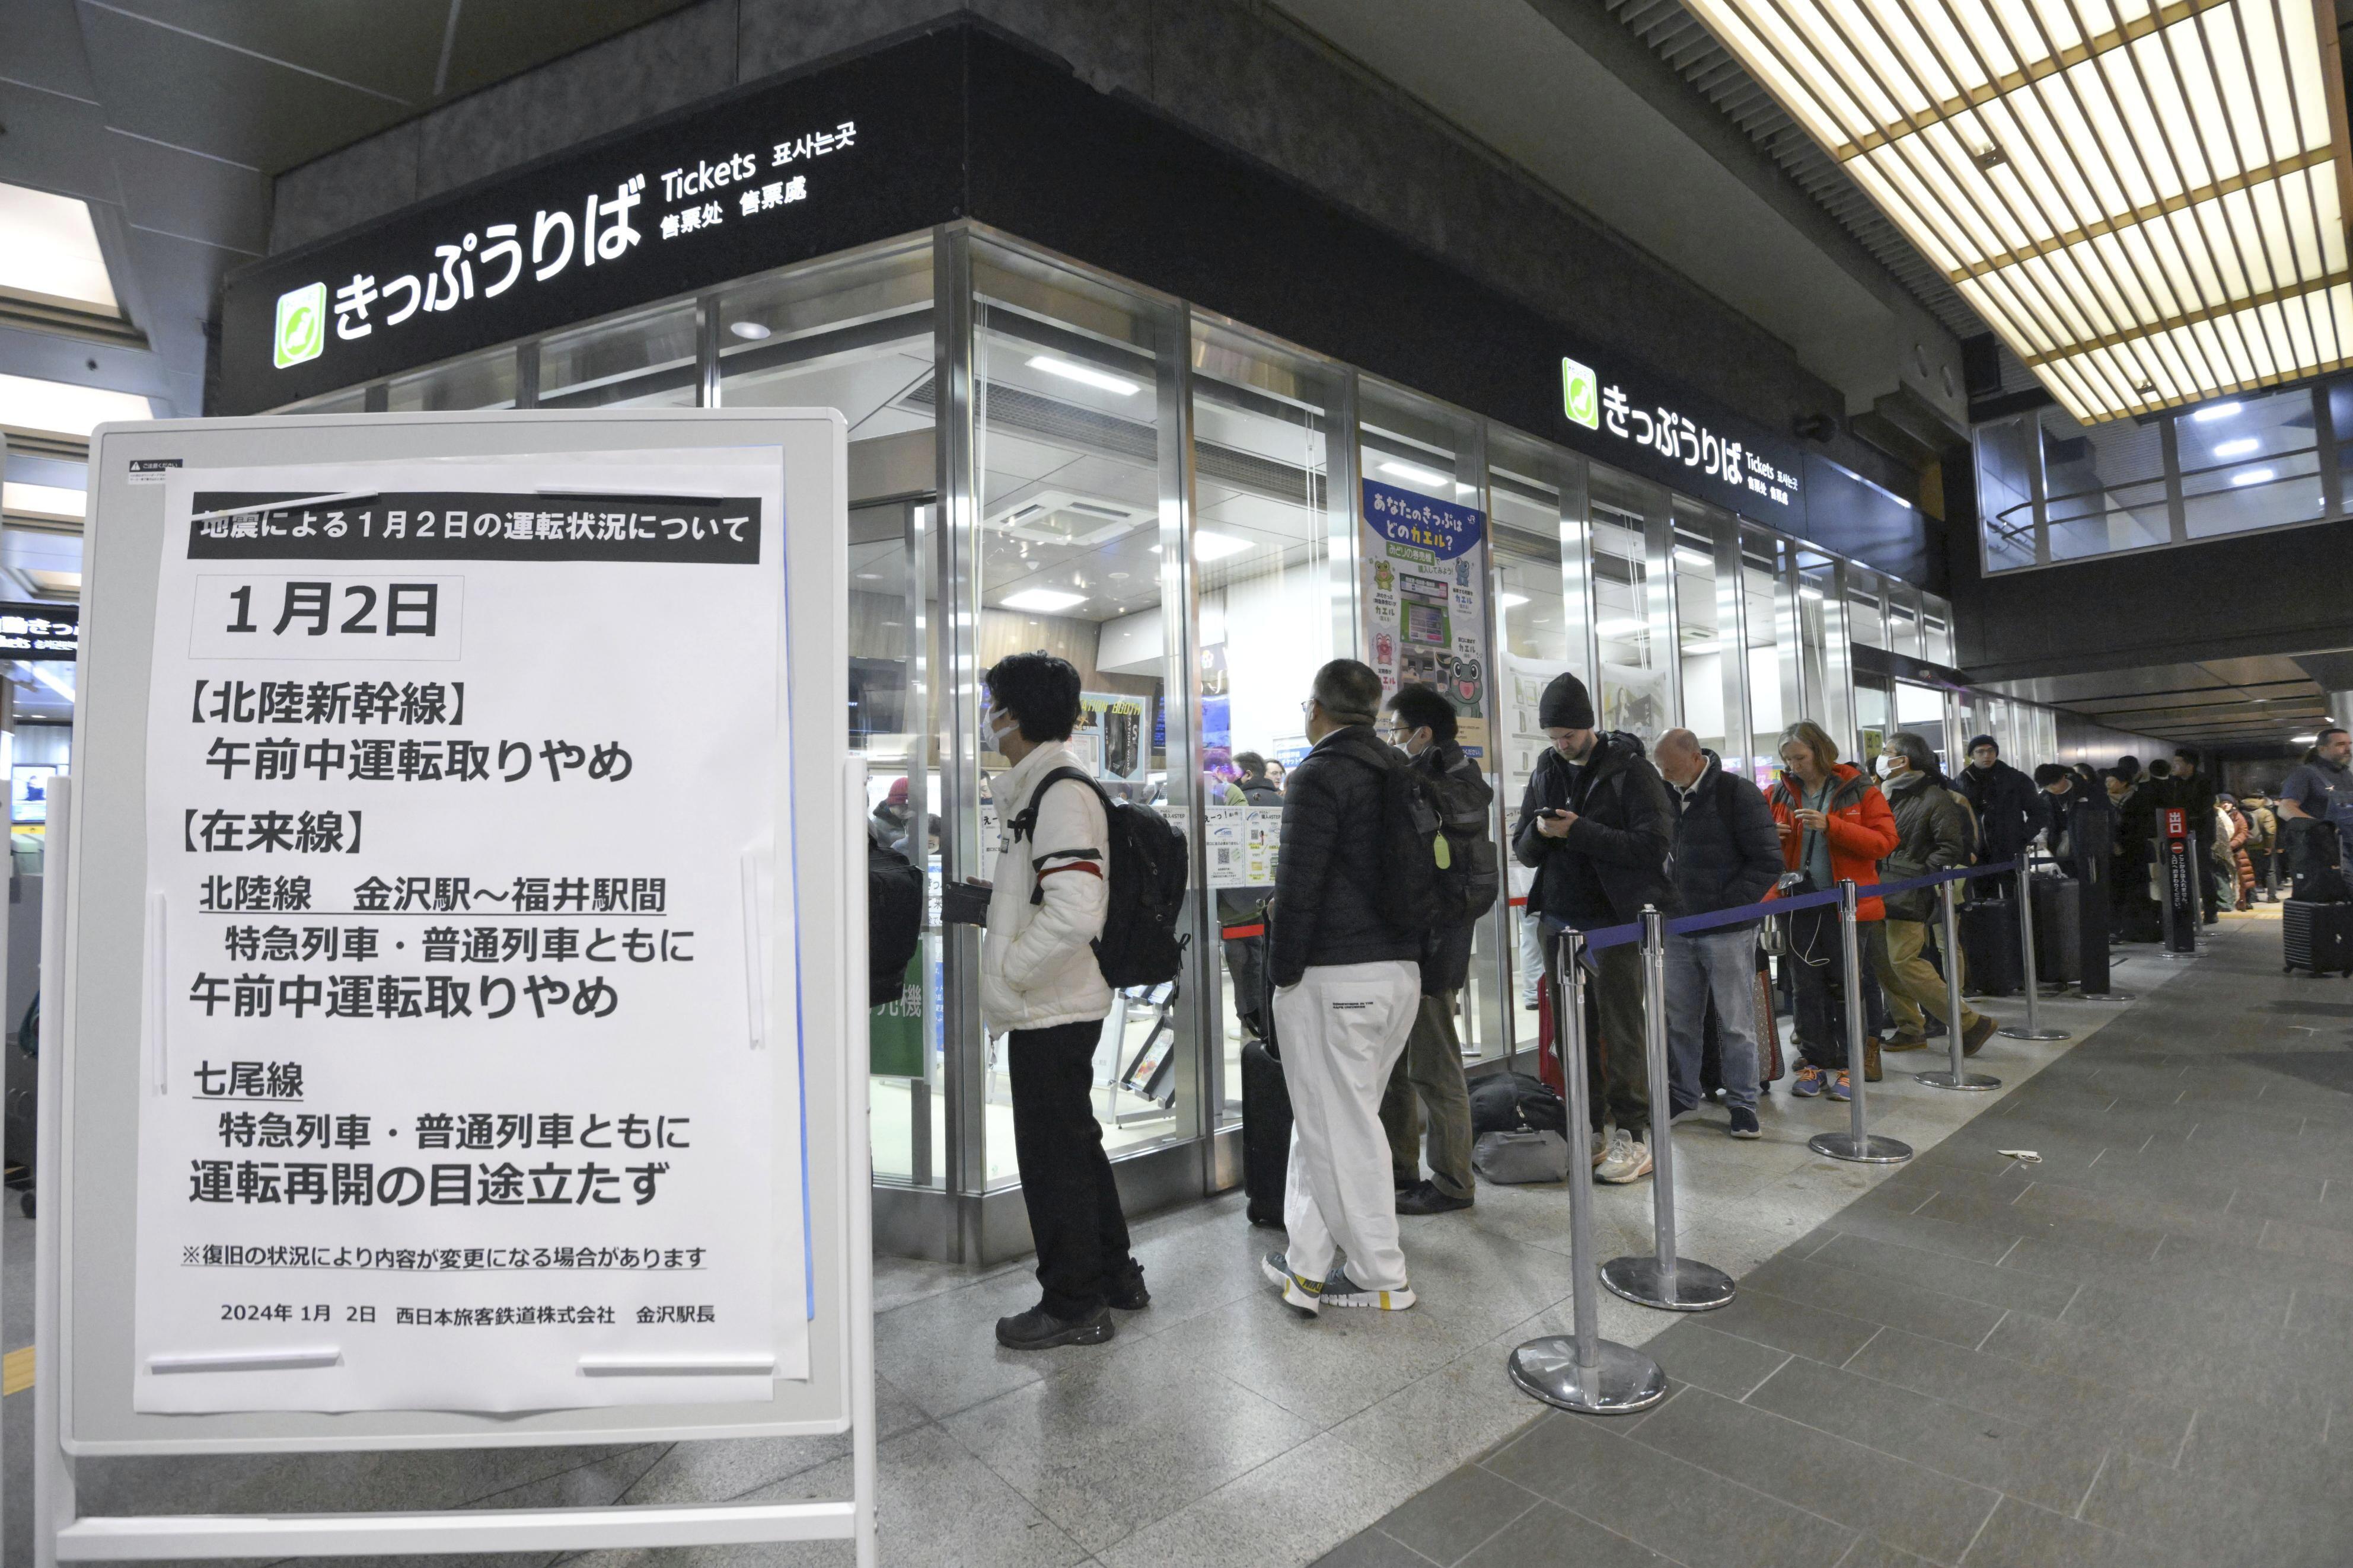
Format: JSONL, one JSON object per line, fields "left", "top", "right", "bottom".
{"left": 34, "top": 411, "right": 873, "bottom": 1564}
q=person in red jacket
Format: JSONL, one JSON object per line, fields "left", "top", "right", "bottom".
{"left": 1768, "top": 721, "right": 1899, "bottom": 1102}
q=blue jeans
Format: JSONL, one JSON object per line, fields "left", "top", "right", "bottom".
{"left": 1664, "top": 926, "right": 1762, "bottom": 1112}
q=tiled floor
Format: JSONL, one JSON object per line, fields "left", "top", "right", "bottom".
{"left": 1322, "top": 911, "right": 2353, "bottom": 1568}
{"left": 0, "top": 920, "right": 2274, "bottom": 1566}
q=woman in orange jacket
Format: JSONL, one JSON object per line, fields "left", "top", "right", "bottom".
{"left": 1768, "top": 721, "right": 1899, "bottom": 1100}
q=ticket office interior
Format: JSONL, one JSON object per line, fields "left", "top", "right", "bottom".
{"left": 278, "top": 222, "right": 1977, "bottom": 1260}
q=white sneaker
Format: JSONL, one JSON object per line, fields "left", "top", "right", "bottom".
{"left": 1320, "top": 1267, "right": 1417, "bottom": 1310}
{"left": 1596, "top": 1128, "right": 1654, "bottom": 1184}
{"left": 1590, "top": 1128, "right": 1608, "bottom": 1167}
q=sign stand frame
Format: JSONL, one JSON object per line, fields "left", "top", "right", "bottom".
{"left": 35, "top": 411, "right": 875, "bottom": 1565}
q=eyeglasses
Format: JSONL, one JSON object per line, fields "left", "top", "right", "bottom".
{"left": 1299, "top": 698, "right": 1316, "bottom": 717}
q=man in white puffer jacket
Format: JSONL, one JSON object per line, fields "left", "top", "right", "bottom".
{"left": 979, "top": 652, "right": 1147, "bottom": 1350}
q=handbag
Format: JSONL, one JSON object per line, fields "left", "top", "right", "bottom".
{"left": 1472, "top": 1128, "right": 1571, "bottom": 1184}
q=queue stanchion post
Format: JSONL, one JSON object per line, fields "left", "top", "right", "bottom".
{"left": 1599, "top": 907, "right": 1735, "bottom": 1312}
{"left": 1509, "top": 925, "right": 1668, "bottom": 1414}
{"left": 2001, "top": 854, "right": 2070, "bottom": 1042}
{"left": 1918, "top": 873, "right": 2000, "bottom": 1091}
{"left": 1807, "top": 880, "right": 1911, "bottom": 1164}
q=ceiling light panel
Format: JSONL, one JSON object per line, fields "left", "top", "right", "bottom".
{"left": 1685, "top": 0, "right": 2353, "bottom": 423}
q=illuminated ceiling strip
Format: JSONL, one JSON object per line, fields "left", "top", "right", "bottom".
{"left": 1691, "top": 0, "right": 2353, "bottom": 420}
{"left": 1831, "top": 0, "right": 2241, "bottom": 159}
{"left": 2020, "top": 267, "right": 2352, "bottom": 365}
{"left": 1729, "top": 0, "right": 2099, "bottom": 379}
{"left": 1947, "top": 146, "right": 2333, "bottom": 280}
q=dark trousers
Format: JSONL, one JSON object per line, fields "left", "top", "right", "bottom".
{"left": 1787, "top": 908, "right": 1890, "bottom": 1070}
{"left": 1007, "top": 1020, "right": 1135, "bottom": 1319}
{"left": 1542, "top": 935, "right": 1649, "bottom": 1139}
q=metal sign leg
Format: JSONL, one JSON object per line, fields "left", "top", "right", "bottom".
{"left": 1809, "top": 882, "right": 1911, "bottom": 1164}
{"left": 1509, "top": 930, "right": 1667, "bottom": 1413}
{"left": 1917, "top": 877, "right": 2000, "bottom": 1092}
{"left": 1600, "top": 909, "right": 1734, "bottom": 1311}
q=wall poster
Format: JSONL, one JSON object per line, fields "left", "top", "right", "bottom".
{"left": 136, "top": 454, "right": 798, "bottom": 1414}
{"left": 1360, "top": 480, "right": 1491, "bottom": 756}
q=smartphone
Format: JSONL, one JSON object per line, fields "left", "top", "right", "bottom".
{"left": 1538, "top": 807, "right": 1571, "bottom": 820}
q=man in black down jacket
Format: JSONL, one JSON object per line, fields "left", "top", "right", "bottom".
{"left": 1959, "top": 734, "right": 2036, "bottom": 898}
{"left": 1260, "top": 659, "right": 1426, "bottom": 1317}
{"left": 1513, "top": 672, "right": 1678, "bottom": 1184}
{"left": 1376, "top": 684, "right": 1494, "bottom": 1216}
{"left": 1653, "top": 730, "right": 1781, "bottom": 1138}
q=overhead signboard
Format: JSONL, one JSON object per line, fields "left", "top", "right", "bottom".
{"left": 218, "top": 34, "right": 962, "bottom": 413}
{"left": 0, "top": 600, "right": 78, "bottom": 660}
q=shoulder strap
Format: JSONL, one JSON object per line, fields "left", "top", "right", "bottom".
{"left": 1010, "top": 766, "right": 1107, "bottom": 842}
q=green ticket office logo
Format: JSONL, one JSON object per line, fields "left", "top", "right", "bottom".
{"left": 273, "top": 282, "right": 326, "bottom": 369}
{"left": 1561, "top": 357, "right": 1599, "bottom": 430}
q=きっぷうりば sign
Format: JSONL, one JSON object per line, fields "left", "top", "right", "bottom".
{"left": 133, "top": 454, "right": 801, "bottom": 1415}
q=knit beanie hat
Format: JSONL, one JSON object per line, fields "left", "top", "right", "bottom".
{"left": 1538, "top": 672, "right": 1595, "bottom": 730}
{"left": 1966, "top": 733, "right": 1997, "bottom": 755}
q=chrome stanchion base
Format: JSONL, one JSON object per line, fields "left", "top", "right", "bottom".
{"left": 1807, "top": 1131, "right": 1912, "bottom": 1163}
{"left": 1915, "top": 1068, "right": 2000, "bottom": 1091}
{"left": 1508, "top": 1336, "right": 1669, "bottom": 1414}
{"left": 1997, "top": 1024, "right": 2071, "bottom": 1040}
{"left": 1599, "top": 1255, "right": 1736, "bottom": 1312}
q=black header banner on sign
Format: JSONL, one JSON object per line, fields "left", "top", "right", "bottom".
{"left": 186, "top": 493, "right": 763, "bottom": 564}
{"left": 217, "top": 28, "right": 963, "bottom": 411}
{"left": 0, "top": 602, "right": 79, "bottom": 662}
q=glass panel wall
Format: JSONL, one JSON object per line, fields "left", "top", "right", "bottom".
{"left": 1742, "top": 526, "right": 1796, "bottom": 790}
{"left": 1671, "top": 499, "right": 1729, "bottom": 762}
{"left": 540, "top": 301, "right": 697, "bottom": 407}
{"left": 2176, "top": 392, "right": 2324, "bottom": 541}
{"left": 1189, "top": 317, "right": 1345, "bottom": 1126}
{"left": 716, "top": 238, "right": 941, "bottom": 1187}
{"left": 1977, "top": 379, "right": 2338, "bottom": 571}
{"left": 971, "top": 245, "right": 1187, "bottom": 1181}
{"left": 1359, "top": 378, "right": 1505, "bottom": 1059}
{"left": 387, "top": 347, "right": 516, "bottom": 410}
{"left": 1591, "top": 468, "right": 1672, "bottom": 746}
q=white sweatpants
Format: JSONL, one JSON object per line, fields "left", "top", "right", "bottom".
{"left": 1275, "top": 959, "right": 1421, "bottom": 1291}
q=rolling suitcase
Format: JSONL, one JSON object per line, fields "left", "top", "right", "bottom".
{"left": 2030, "top": 874, "right": 2081, "bottom": 983}
{"left": 1241, "top": 1037, "right": 1292, "bottom": 1227}
{"left": 1959, "top": 896, "right": 2023, "bottom": 997}
{"left": 2282, "top": 899, "right": 2353, "bottom": 977}
{"left": 1699, "top": 957, "right": 1784, "bottom": 1096}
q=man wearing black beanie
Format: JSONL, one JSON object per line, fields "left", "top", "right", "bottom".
{"left": 1513, "top": 671, "right": 1679, "bottom": 1183}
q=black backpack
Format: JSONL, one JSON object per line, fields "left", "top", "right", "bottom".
{"left": 1469, "top": 1071, "right": 1567, "bottom": 1136}
{"left": 2283, "top": 817, "right": 2351, "bottom": 903}
{"left": 1427, "top": 753, "right": 1498, "bottom": 927}
{"left": 866, "top": 834, "right": 924, "bottom": 1007}
{"left": 1013, "top": 767, "right": 1190, "bottom": 988}
{"left": 1338, "top": 749, "right": 1449, "bottom": 938}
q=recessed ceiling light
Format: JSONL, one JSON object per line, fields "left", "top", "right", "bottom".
{"left": 1192, "top": 531, "right": 1252, "bottom": 560}
{"left": 1597, "top": 617, "right": 1648, "bottom": 637}
{"left": 1378, "top": 459, "right": 1453, "bottom": 488}
{"left": 2, "top": 482, "right": 86, "bottom": 519}
{"left": 2189, "top": 403, "right": 2243, "bottom": 423}
{"left": 1501, "top": 593, "right": 1530, "bottom": 608}
{"left": 2230, "top": 468, "right": 2276, "bottom": 487}
{"left": 729, "top": 321, "right": 772, "bottom": 340}
{"left": 0, "top": 373, "right": 153, "bottom": 440}
{"left": 1026, "top": 355, "right": 1139, "bottom": 397}
{"left": 1000, "top": 587, "right": 1088, "bottom": 613}
{"left": 2212, "top": 437, "right": 2260, "bottom": 458}
{"left": 855, "top": 571, "right": 882, "bottom": 580}
{"left": 0, "top": 184, "right": 118, "bottom": 313}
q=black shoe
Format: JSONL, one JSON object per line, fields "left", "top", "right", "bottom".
{"left": 1395, "top": 1180, "right": 1473, "bottom": 1215}
{"left": 1105, "top": 1264, "right": 1150, "bottom": 1311}
{"left": 994, "top": 1304, "right": 1114, "bottom": 1350}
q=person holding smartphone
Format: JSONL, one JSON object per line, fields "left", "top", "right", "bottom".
{"left": 1512, "top": 672, "right": 1678, "bottom": 1184}
{"left": 1768, "top": 721, "right": 1898, "bottom": 1101}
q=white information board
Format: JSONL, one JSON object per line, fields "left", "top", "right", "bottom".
{"left": 39, "top": 411, "right": 873, "bottom": 1564}
{"left": 136, "top": 454, "right": 796, "bottom": 1413}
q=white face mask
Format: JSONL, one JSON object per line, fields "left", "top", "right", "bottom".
{"left": 985, "top": 709, "right": 1019, "bottom": 752}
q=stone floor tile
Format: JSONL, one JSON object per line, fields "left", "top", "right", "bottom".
{"left": 1374, "top": 1462, "right": 1540, "bottom": 1565}
{"left": 1455, "top": 1499, "right": 1676, "bottom": 1567}
{"left": 1097, "top": 1432, "right": 1422, "bottom": 1568}
{"left": 1740, "top": 1253, "right": 2008, "bottom": 1350}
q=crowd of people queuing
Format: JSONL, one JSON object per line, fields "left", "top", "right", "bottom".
{"left": 944, "top": 646, "right": 2336, "bottom": 1342}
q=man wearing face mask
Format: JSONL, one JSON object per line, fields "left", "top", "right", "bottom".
{"left": 1376, "top": 684, "right": 1495, "bottom": 1215}
{"left": 976, "top": 653, "right": 1146, "bottom": 1350}
{"left": 1513, "top": 672, "right": 1678, "bottom": 1184}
